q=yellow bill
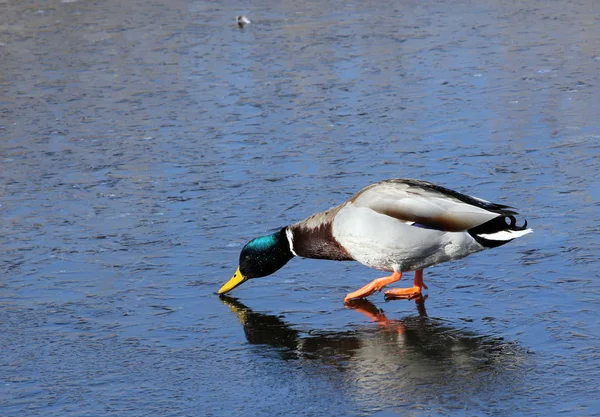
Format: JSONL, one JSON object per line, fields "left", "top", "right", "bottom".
{"left": 218, "top": 266, "right": 247, "bottom": 294}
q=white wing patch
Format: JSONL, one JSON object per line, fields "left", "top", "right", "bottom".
{"left": 477, "top": 228, "right": 533, "bottom": 241}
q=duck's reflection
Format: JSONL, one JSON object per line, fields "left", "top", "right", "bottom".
{"left": 219, "top": 295, "right": 526, "bottom": 408}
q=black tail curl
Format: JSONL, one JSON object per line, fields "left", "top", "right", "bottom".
{"left": 506, "top": 215, "right": 528, "bottom": 230}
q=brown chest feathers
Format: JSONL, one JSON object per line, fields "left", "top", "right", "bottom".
{"left": 288, "top": 205, "right": 353, "bottom": 261}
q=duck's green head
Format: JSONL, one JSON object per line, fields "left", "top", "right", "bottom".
{"left": 218, "top": 228, "right": 294, "bottom": 295}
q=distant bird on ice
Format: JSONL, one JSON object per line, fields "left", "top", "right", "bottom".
{"left": 236, "top": 15, "right": 251, "bottom": 28}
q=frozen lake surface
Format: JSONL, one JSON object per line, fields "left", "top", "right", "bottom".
{"left": 1, "top": 0, "right": 599, "bottom": 415}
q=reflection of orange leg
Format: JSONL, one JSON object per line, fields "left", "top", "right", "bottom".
{"left": 345, "top": 299, "right": 387, "bottom": 322}
{"left": 347, "top": 297, "right": 428, "bottom": 335}
{"left": 344, "top": 272, "right": 402, "bottom": 303}
{"left": 346, "top": 299, "right": 405, "bottom": 334}
{"left": 384, "top": 269, "right": 427, "bottom": 300}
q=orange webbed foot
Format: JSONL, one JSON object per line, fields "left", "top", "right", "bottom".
{"left": 344, "top": 272, "right": 402, "bottom": 303}
{"left": 384, "top": 269, "right": 427, "bottom": 301}
{"left": 384, "top": 286, "right": 423, "bottom": 300}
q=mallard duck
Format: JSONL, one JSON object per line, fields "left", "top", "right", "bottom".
{"left": 218, "top": 179, "right": 532, "bottom": 303}
{"left": 236, "top": 15, "right": 251, "bottom": 28}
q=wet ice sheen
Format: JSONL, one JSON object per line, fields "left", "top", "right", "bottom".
{"left": 1, "top": 0, "right": 599, "bottom": 416}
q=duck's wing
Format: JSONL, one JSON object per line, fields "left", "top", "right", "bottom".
{"left": 350, "top": 179, "right": 519, "bottom": 232}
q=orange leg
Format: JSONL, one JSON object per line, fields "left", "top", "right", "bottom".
{"left": 384, "top": 269, "right": 427, "bottom": 300}
{"left": 344, "top": 271, "right": 402, "bottom": 303}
